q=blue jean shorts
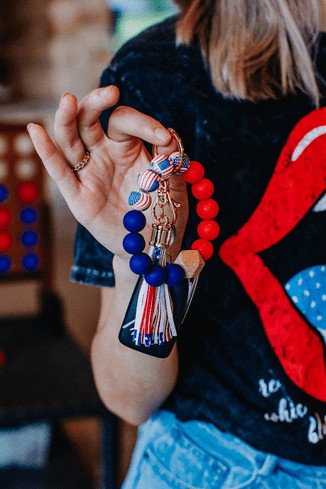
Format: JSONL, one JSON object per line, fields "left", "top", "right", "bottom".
{"left": 121, "top": 410, "right": 326, "bottom": 489}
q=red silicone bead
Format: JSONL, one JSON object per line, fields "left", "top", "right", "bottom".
{"left": 182, "top": 160, "right": 205, "bottom": 184}
{"left": 16, "top": 181, "right": 39, "bottom": 204}
{"left": 0, "top": 230, "right": 13, "bottom": 253}
{"left": 0, "top": 207, "right": 11, "bottom": 227}
{"left": 197, "top": 220, "right": 220, "bottom": 241}
{"left": 191, "top": 238, "right": 214, "bottom": 260}
{"left": 196, "top": 199, "right": 219, "bottom": 219}
{"left": 192, "top": 178, "right": 214, "bottom": 200}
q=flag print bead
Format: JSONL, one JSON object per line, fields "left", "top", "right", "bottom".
{"left": 170, "top": 151, "right": 190, "bottom": 174}
{"left": 137, "top": 169, "right": 160, "bottom": 193}
{"left": 128, "top": 191, "right": 152, "bottom": 211}
{"left": 149, "top": 154, "right": 174, "bottom": 178}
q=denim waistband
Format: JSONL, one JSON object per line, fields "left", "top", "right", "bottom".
{"left": 123, "top": 409, "right": 326, "bottom": 489}
{"left": 146, "top": 410, "right": 326, "bottom": 479}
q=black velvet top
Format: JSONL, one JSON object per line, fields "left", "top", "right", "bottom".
{"left": 71, "top": 16, "right": 326, "bottom": 465}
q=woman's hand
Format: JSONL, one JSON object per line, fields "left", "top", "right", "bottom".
{"left": 27, "top": 85, "right": 187, "bottom": 260}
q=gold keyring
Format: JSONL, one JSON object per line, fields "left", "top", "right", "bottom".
{"left": 152, "top": 128, "right": 184, "bottom": 172}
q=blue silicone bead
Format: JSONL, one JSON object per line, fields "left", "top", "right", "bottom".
{"left": 144, "top": 264, "right": 166, "bottom": 286}
{"left": 166, "top": 263, "right": 185, "bottom": 286}
{"left": 123, "top": 210, "right": 146, "bottom": 232}
{"left": 0, "top": 185, "right": 9, "bottom": 203}
{"left": 22, "top": 253, "right": 39, "bottom": 271}
{"left": 0, "top": 255, "right": 11, "bottom": 273}
{"left": 20, "top": 207, "right": 38, "bottom": 224}
{"left": 21, "top": 230, "right": 38, "bottom": 247}
{"left": 123, "top": 232, "right": 145, "bottom": 255}
{"left": 130, "top": 253, "right": 152, "bottom": 275}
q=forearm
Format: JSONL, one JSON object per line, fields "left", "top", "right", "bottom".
{"left": 28, "top": 86, "right": 183, "bottom": 425}
{"left": 91, "top": 256, "right": 178, "bottom": 425}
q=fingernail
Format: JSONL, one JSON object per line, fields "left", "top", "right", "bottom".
{"left": 99, "top": 87, "right": 111, "bottom": 97}
{"left": 26, "top": 123, "right": 34, "bottom": 131}
{"left": 60, "top": 93, "right": 70, "bottom": 104}
{"left": 155, "top": 127, "right": 171, "bottom": 143}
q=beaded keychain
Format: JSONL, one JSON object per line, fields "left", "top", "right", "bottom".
{"left": 119, "top": 129, "right": 219, "bottom": 357}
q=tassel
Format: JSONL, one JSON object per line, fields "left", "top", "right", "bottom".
{"left": 132, "top": 278, "right": 177, "bottom": 347}
{"left": 181, "top": 276, "right": 199, "bottom": 324}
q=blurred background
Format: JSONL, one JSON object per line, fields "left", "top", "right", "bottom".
{"left": 0, "top": 1, "right": 178, "bottom": 488}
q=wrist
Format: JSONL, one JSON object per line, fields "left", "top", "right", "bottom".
{"left": 113, "top": 255, "right": 138, "bottom": 285}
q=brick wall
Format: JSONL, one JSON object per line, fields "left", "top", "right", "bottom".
{"left": 0, "top": 0, "right": 111, "bottom": 102}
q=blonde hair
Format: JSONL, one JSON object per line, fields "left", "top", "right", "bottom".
{"left": 176, "top": 0, "right": 321, "bottom": 104}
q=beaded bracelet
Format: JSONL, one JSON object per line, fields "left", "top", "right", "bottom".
{"left": 121, "top": 129, "right": 219, "bottom": 349}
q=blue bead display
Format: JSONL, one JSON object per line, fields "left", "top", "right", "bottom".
{"left": 123, "top": 233, "right": 145, "bottom": 255}
{"left": 0, "top": 185, "right": 9, "bottom": 203}
{"left": 22, "top": 253, "right": 39, "bottom": 271}
{"left": 0, "top": 255, "right": 11, "bottom": 273}
{"left": 144, "top": 264, "right": 166, "bottom": 286}
{"left": 21, "top": 230, "right": 38, "bottom": 247}
{"left": 166, "top": 263, "right": 185, "bottom": 286}
{"left": 20, "top": 207, "right": 37, "bottom": 224}
{"left": 130, "top": 253, "right": 152, "bottom": 275}
{"left": 123, "top": 210, "right": 146, "bottom": 232}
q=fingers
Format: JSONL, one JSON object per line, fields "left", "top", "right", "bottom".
{"left": 77, "top": 85, "right": 120, "bottom": 149}
{"left": 54, "top": 84, "right": 178, "bottom": 168}
{"left": 54, "top": 85, "right": 120, "bottom": 162}
{"left": 27, "top": 123, "right": 79, "bottom": 203}
{"left": 54, "top": 93, "right": 85, "bottom": 165}
{"left": 108, "top": 105, "right": 178, "bottom": 154}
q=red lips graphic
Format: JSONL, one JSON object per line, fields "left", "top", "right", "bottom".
{"left": 219, "top": 109, "right": 326, "bottom": 402}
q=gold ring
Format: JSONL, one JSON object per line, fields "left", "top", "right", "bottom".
{"left": 71, "top": 151, "right": 91, "bottom": 173}
{"left": 152, "top": 128, "right": 184, "bottom": 173}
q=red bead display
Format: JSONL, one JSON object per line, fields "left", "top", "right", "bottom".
{"left": 192, "top": 178, "right": 215, "bottom": 200}
{"left": 182, "top": 160, "right": 205, "bottom": 184}
{"left": 196, "top": 199, "right": 219, "bottom": 219}
{"left": 0, "top": 230, "right": 13, "bottom": 253}
{"left": 16, "top": 181, "right": 39, "bottom": 203}
{"left": 197, "top": 220, "right": 220, "bottom": 241}
{"left": 191, "top": 238, "right": 214, "bottom": 260}
{"left": 188, "top": 166, "right": 219, "bottom": 260}
{"left": 0, "top": 207, "right": 11, "bottom": 227}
